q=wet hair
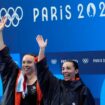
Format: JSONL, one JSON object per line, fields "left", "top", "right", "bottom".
{"left": 62, "top": 60, "right": 79, "bottom": 78}
{"left": 66, "top": 60, "right": 79, "bottom": 70}
{"left": 24, "top": 54, "right": 37, "bottom": 57}
{"left": 23, "top": 54, "right": 38, "bottom": 62}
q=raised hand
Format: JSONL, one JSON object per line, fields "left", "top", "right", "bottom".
{"left": 0, "top": 17, "right": 7, "bottom": 32}
{"left": 36, "top": 35, "right": 48, "bottom": 61}
{"left": 36, "top": 35, "right": 48, "bottom": 49}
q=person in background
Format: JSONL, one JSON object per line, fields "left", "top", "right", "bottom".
{"left": 36, "top": 35, "right": 95, "bottom": 105}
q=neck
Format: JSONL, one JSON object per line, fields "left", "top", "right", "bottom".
{"left": 70, "top": 77, "right": 80, "bottom": 81}
{"left": 70, "top": 78, "right": 75, "bottom": 81}
{"left": 26, "top": 72, "right": 37, "bottom": 85}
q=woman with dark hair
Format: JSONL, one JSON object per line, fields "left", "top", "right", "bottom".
{"left": 0, "top": 17, "right": 43, "bottom": 105}
{"left": 36, "top": 35, "right": 95, "bottom": 105}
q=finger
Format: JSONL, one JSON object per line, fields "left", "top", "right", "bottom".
{"left": 39, "top": 35, "right": 43, "bottom": 40}
{"left": 36, "top": 35, "right": 41, "bottom": 42}
{"left": 4, "top": 17, "right": 7, "bottom": 24}
{"left": 2, "top": 16, "right": 7, "bottom": 26}
{"left": 45, "top": 39, "right": 48, "bottom": 45}
{"left": 38, "top": 35, "right": 43, "bottom": 41}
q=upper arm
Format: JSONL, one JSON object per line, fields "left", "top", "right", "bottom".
{"left": 0, "top": 47, "right": 19, "bottom": 89}
{"left": 82, "top": 87, "right": 95, "bottom": 105}
{"left": 36, "top": 58, "right": 59, "bottom": 98}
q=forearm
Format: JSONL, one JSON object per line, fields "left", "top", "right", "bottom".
{"left": 36, "top": 35, "right": 47, "bottom": 62}
{"left": 38, "top": 47, "right": 45, "bottom": 62}
{"left": 0, "top": 31, "right": 6, "bottom": 50}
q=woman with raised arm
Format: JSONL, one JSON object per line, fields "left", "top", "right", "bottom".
{"left": 0, "top": 17, "right": 43, "bottom": 105}
{"left": 36, "top": 35, "right": 95, "bottom": 105}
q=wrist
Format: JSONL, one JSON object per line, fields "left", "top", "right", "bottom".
{"left": 40, "top": 47, "right": 45, "bottom": 51}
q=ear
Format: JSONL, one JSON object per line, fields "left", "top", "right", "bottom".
{"left": 75, "top": 69, "right": 79, "bottom": 74}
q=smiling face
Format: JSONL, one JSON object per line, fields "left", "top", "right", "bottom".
{"left": 61, "top": 61, "right": 79, "bottom": 81}
{"left": 22, "top": 55, "right": 36, "bottom": 75}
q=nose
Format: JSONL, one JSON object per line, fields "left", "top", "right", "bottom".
{"left": 62, "top": 69, "right": 68, "bottom": 73}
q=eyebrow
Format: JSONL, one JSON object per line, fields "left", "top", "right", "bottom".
{"left": 22, "top": 60, "right": 33, "bottom": 62}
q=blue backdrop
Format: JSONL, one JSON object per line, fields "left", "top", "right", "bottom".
{"left": 0, "top": 0, "right": 105, "bottom": 105}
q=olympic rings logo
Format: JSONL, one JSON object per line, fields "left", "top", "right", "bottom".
{"left": 0, "top": 6, "right": 23, "bottom": 28}
{"left": 82, "top": 58, "right": 89, "bottom": 64}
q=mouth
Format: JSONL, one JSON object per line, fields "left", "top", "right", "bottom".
{"left": 23, "top": 67, "right": 31, "bottom": 71}
{"left": 64, "top": 74, "right": 70, "bottom": 77}
{"left": 63, "top": 74, "right": 71, "bottom": 80}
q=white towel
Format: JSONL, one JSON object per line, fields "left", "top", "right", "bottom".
{"left": 16, "top": 71, "right": 27, "bottom": 98}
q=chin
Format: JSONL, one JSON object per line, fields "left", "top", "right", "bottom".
{"left": 25, "top": 71, "right": 32, "bottom": 75}
{"left": 64, "top": 78, "right": 70, "bottom": 81}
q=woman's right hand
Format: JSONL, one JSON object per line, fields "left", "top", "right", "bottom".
{"left": 0, "top": 17, "right": 7, "bottom": 32}
{"left": 36, "top": 35, "right": 48, "bottom": 62}
{"left": 36, "top": 35, "right": 48, "bottom": 49}
{"left": 0, "top": 17, "right": 7, "bottom": 50}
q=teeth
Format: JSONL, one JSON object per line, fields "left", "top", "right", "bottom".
{"left": 64, "top": 75, "right": 69, "bottom": 76}
{"left": 24, "top": 68, "right": 30, "bottom": 70}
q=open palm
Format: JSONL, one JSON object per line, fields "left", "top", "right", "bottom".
{"left": 0, "top": 17, "right": 7, "bottom": 31}
{"left": 36, "top": 35, "right": 47, "bottom": 48}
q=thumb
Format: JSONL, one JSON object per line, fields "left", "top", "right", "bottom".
{"left": 45, "top": 39, "right": 48, "bottom": 46}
